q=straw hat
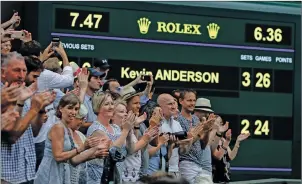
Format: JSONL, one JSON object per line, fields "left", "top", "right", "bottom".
{"left": 118, "top": 86, "right": 143, "bottom": 101}
{"left": 194, "top": 98, "right": 214, "bottom": 112}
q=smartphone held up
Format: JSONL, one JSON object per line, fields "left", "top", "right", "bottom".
{"left": 10, "top": 31, "right": 25, "bottom": 39}
{"left": 52, "top": 37, "right": 60, "bottom": 48}
{"left": 141, "top": 74, "right": 151, "bottom": 82}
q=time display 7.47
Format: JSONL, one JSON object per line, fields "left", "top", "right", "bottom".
{"left": 55, "top": 8, "right": 110, "bottom": 32}
{"left": 245, "top": 23, "right": 292, "bottom": 45}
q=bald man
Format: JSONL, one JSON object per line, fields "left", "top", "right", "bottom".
{"left": 157, "top": 94, "right": 179, "bottom": 121}
{"left": 148, "top": 94, "right": 186, "bottom": 177}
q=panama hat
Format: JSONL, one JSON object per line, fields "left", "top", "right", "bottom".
{"left": 118, "top": 86, "right": 143, "bottom": 101}
{"left": 194, "top": 98, "right": 214, "bottom": 113}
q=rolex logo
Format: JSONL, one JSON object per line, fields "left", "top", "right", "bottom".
{"left": 207, "top": 23, "right": 220, "bottom": 39}
{"left": 137, "top": 17, "right": 151, "bottom": 34}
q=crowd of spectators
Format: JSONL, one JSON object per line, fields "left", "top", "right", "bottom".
{"left": 1, "top": 12, "right": 250, "bottom": 184}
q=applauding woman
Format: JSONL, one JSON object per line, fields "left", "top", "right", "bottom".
{"left": 86, "top": 92, "right": 135, "bottom": 184}
{"left": 212, "top": 129, "right": 250, "bottom": 183}
{"left": 112, "top": 100, "right": 159, "bottom": 183}
{"left": 35, "top": 94, "right": 99, "bottom": 184}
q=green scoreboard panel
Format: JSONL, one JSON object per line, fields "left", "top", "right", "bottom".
{"left": 36, "top": 1, "right": 301, "bottom": 178}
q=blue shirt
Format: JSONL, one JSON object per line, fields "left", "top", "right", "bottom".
{"left": 147, "top": 146, "right": 167, "bottom": 175}
{"left": 52, "top": 88, "right": 65, "bottom": 109}
{"left": 83, "top": 94, "right": 97, "bottom": 123}
{"left": 201, "top": 145, "right": 213, "bottom": 173}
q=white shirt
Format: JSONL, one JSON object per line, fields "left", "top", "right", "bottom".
{"left": 122, "top": 133, "right": 141, "bottom": 182}
{"left": 37, "top": 66, "right": 73, "bottom": 91}
{"left": 159, "top": 117, "right": 183, "bottom": 172}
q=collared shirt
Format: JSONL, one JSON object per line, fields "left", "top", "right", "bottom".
{"left": 159, "top": 117, "right": 183, "bottom": 172}
{"left": 177, "top": 114, "right": 205, "bottom": 168}
{"left": 83, "top": 94, "right": 97, "bottom": 123}
{"left": 140, "top": 95, "right": 149, "bottom": 106}
{"left": 1, "top": 83, "right": 36, "bottom": 183}
{"left": 37, "top": 66, "right": 73, "bottom": 91}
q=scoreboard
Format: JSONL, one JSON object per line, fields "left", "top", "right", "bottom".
{"left": 34, "top": 1, "right": 301, "bottom": 178}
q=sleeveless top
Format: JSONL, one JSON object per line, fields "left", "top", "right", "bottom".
{"left": 86, "top": 121, "right": 126, "bottom": 184}
{"left": 70, "top": 131, "right": 87, "bottom": 184}
{"left": 122, "top": 133, "right": 142, "bottom": 182}
{"left": 34, "top": 124, "right": 73, "bottom": 184}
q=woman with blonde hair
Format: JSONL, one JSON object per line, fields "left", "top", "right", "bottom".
{"left": 86, "top": 91, "right": 136, "bottom": 184}
{"left": 112, "top": 100, "right": 159, "bottom": 183}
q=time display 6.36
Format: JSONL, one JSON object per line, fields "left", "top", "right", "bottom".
{"left": 245, "top": 23, "right": 292, "bottom": 45}
{"left": 55, "top": 8, "right": 110, "bottom": 32}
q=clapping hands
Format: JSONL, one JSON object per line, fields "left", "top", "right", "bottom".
{"left": 237, "top": 132, "right": 250, "bottom": 142}
{"left": 1, "top": 108, "right": 19, "bottom": 131}
{"left": 30, "top": 90, "right": 56, "bottom": 113}
{"left": 121, "top": 111, "right": 136, "bottom": 131}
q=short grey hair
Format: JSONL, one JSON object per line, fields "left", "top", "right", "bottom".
{"left": 1, "top": 51, "right": 24, "bottom": 67}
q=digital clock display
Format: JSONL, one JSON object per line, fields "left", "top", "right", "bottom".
{"left": 55, "top": 8, "right": 110, "bottom": 32}
{"left": 245, "top": 23, "right": 292, "bottom": 45}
